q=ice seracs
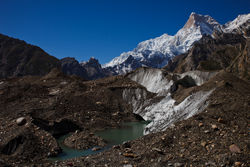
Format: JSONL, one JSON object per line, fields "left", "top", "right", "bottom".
{"left": 123, "top": 67, "right": 217, "bottom": 134}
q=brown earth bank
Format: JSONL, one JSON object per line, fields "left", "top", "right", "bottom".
{"left": 0, "top": 68, "right": 149, "bottom": 166}
{"left": 43, "top": 71, "right": 250, "bottom": 167}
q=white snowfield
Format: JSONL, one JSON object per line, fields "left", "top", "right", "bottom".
{"left": 103, "top": 13, "right": 250, "bottom": 74}
{"left": 124, "top": 68, "right": 216, "bottom": 134}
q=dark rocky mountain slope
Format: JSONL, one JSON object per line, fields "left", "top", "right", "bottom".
{"left": 0, "top": 34, "right": 61, "bottom": 78}
{"left": 164, "top": 33, "right": 250, "bottom": 80}
{"left": 61, "top": 57, "right": 112, "bottom": 80}
{"left": 0, "top": 34, "right": 109, "bottom": 80}
{"left": 60, "top": 57, "right": 89, "bottom": 79}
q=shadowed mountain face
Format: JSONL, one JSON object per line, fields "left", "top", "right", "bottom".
{"left": 61, "top": 57, "right": 88, "bottom": 79}
{"left": 0, "top": 34, "right": 110, "bottom": 80}
{"left": 61, "top": 57, "right": 111, "bottom": 80}
{"left": 0, "top": 34, "right": 61, "bottom": 78}
{"left": 164, "top": 32, "right": 250, "bottom": 80}
{"left": 80, "top": 57, "right": 112, "bottom": 80}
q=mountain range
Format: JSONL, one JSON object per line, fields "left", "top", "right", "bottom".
{"left": 103, "top": 13, "right": 250, "bottom": 75}
{"left": 0, "top": 13, "right": 248, "bottom": 80}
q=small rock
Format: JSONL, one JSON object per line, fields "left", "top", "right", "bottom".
{"left": 112, "top": 145, "right": 120, "bottom": 149}
{"left": 201, "top": 141, "right": 207, "bottom": 147}
{"left": 66, "top": 162, "right": 73, "bottom": 166}
{"left": 234, "top": 162, "right": 241, "bottom": 166}
{"left": 168, "top": 163, "right": 173, "bottom": 167}
{"left": 123, "top": 165, "right": 133, "bottom": 167}
{"left": 60, "top": 81, "right": 68, "bottom": 85}
{"left": 204, "top": 130, "right": 210, "bottom": 134}
{"left": 124, "top": 148, "right": 133, "bottom": 153}
{"left": 198, "top": 122, "right": 204, "bottom": 127}
{"left": 49, "top": 89, "right": 60, "bottom": 95}
{"left": 174, "top": 163, "right": 184, "bottom": 167}
{"left": 152, "top": 147, "right": 164, "bottom": 154}
{"left": 16, "top": 117, "right": 26, "bottom": 126}
{"left": 211, "top": 124, "right": 219, "bottom": 130}
{"left": 180, "top": 149, "right": 185, "bottom": 153}
{"left": 217, "top": 117, "right": 225, "bottom": 123}
{"left": 96, "top": 101, "right": 102, "bottom": 105}
{"left": 92, "top": 147, "right": 101, "bottom": 151}
{"left": 112, "top": 112, "right": 119, "bottom": 116}
{"left": 229, "top": 144, "right": 241, "bottom": 153}
{"left": 123, "top": 160, "right": 129, "bottom": 164}
{"left": 205, "top": 161, "right": 216, "bottom": 166}
{"left": 123, "top": 153, "right": 137, "bottom": 158}
{"left": 123, "top": 141, "right": 131, "bottom": 148}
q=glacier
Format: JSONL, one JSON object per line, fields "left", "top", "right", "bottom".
{"left": 123, "top": 68, "right": 216, "bottom": 134}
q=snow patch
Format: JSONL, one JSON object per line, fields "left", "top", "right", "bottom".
{"left": 223, "top": 14, "right": 250, "bottom": 33}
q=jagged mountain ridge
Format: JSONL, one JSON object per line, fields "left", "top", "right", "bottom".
{"left": 103, "top": 13, "right": 250, "bottom": 74}
{"left": 0, "top": 33, "right": 110, "bottom": 80}
{"left": 80, "top": 57, "right": 112, "bottom": 80}
{"left": 61, "top": 57, "right": 110, "bottom": 80}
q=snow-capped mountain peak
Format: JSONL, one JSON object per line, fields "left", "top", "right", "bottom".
{"left": 183, "top": 12, "right": 220, "bottom": 34}
{"left": 103, "top": 13, "right": 249, "bottom": 74}
{"left": 223, "top": 13, "right": 250, "bottom": 34}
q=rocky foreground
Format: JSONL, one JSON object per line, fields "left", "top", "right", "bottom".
{"left": 0, "top": 69, "right": 147, "bottom": 166}
{"left": 0, "top": 68, "right": 249, "bottom": 167}
{"left": 42, "top": 71, "right": 249, "bottom": 167}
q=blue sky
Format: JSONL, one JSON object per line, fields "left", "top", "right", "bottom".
{"left": 0, "top": 0, "right": 249, "bottom": 64}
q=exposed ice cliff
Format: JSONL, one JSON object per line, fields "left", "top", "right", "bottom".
{"left": 123, "top": 67, "right": 216, "bottom": 134}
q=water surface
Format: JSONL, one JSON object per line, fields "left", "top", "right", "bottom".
{"left": 51, "top": 121, "right": 147, "bottom": 160}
